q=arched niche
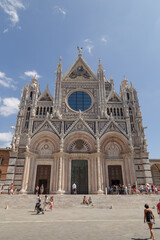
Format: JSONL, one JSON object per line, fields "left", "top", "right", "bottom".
{"left": 100, "top": 132, "right": 131, "bottom": 157}
{"left": 151, "top": 164, "right": 160, "bottom": 185}
{"left": 64, "top": 132, "right": 96, "bottom": 153}
{"left": 30, "top": 131, "right": 60, "bottom": 156}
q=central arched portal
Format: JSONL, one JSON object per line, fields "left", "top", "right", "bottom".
{"left": 71, "top": 160, "right": 88, "bottom": 194}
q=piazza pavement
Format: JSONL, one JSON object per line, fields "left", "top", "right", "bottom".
{"left": 0, "top": 194, "right": 160, "bottom": 240}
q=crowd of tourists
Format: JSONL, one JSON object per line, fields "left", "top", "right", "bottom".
{"left": 107, "top": 183, "right": 160, "bottom": 195}
{"left": 0, "top": 183, "right": 17, "bottom": 195}
{"left": 35, "top": 194, "right": 54, "bottom": 214}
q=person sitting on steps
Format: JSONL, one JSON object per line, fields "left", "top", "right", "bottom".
{"left": 83, "top": 196, "right": 88, "bottom": 205}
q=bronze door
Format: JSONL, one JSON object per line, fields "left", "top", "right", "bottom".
{"left": 108, "top": 165, "right": 123, "bottom": 186}
{"left": 35, "top": 165, "right": 51, "bottom": 194}
{"left": 71, "top": 160, "right": 88, "bottom": 194}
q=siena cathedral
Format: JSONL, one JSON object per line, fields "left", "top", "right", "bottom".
{"left": 4, "top": 50, "right": 155, "bottom": 194}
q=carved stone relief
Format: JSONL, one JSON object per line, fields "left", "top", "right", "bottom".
{"left": 105, "top": 142, "right": 121, "bottom": 158}
{"left": 70, "top": 140, "right": 90, "bottom": 153}
{"left": 38, "top": 142, "right": 53, "bottom": 156}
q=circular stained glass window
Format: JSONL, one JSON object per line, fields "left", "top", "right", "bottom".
{"left": 68, "top": 91, "right": 91, "bottom": 111}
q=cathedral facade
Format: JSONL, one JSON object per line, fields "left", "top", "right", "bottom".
{"left": 5, "top": 51, "right": 153, "bottom": 194}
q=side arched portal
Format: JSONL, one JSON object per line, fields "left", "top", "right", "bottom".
{"left": 100, "top": 132, "right": 135, "bottom": 187}
{"left": 22, "top": 131, "right": 60, "bottom": 194}
{"left": 151, "top": 164, "right": 160, "bottom": 185}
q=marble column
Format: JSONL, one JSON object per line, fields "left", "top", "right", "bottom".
{"left": 96, "top": 137, "right": 104, "bottom": 194}
{"left": 57, "top": 137, "right": 65, "bottom": 194}
{"left": 20, "top": 153, "right": 31, "bottom": 193}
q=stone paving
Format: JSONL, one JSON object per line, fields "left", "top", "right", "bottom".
{"left": 0, "top": 195, "right": 160, "bottom": 240}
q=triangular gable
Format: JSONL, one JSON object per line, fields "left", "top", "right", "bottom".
{"left": 63, "top": 56, "right": 97, "bottom": 81}
{"left": 106, "top": 89, "right": 122, "bottom": 103}
{"left": 38, "top": 88, "right": 53, "bottom": 102}
{"left": 51, "top": 121, "right": 62, "bottom": 134}
{"left": 64, "top": 121, "right": 75, "bottom": 133}
{"left": 32, "top": 119, "right": 60, "bottom": 138}
{"left": 64, "top": 117, "right": 95, "bottom": 138}
{"left": 99, "top": 119, "right": 128, "bottom": 139}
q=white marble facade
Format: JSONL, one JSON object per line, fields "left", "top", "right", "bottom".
{"left": 6, "top": 51, "right": 153, "bottom": 193}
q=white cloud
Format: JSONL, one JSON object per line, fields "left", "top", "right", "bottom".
{"left": 0, "top": 0, "right": 25, "bottom": 25}
{"left": 0, "top": 132, "right": 12, "bottom": 148}
{"left": 24, "top": 70, "right": 41, "bottom": 79}
{"left": 0, "top": 141, "right": 11, "bottom": 148}
{"left": 83, "top": 39, "right": 94, "bottom": 55}
{"left": 54, "top": 6, "right": 67, "bottom": 16}
{"left": 0, "top": 72, "right": 16, "bottom": 89}
{"left": 3, "top": 28, "right": 8, "bottom": 33}
{"left": 0, "top": 132, "right": 12, "bottom": 142}
{"left": 84, "top": 39, "right": 92, "bottom": 44}
{"left": 0, "top": 97, "right": 20, "bottom": 116}
{"left": 101, "top": 36, "right": 107, "bottom": 44}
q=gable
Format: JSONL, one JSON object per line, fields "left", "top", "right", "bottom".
{"left": 100, "top": 120, "right": 128, "bottom": 139}
{"left": 106, "top": 87, "right": 122, "bottom": 103}
{"left": 63, "top": 56, "right": 97, "bottom": 81}
{"left": 69, "top": 65, "right": 91, "bottom": 79}
{"left": 108, "top": 95, "right": 121, "bottom": 102}
{"left": 32, "top": 120, "right": 60, "bottom": 138}
{"left": 64, "top": 118, "right": 95, "bottom": 138}
{"left": 38, "top": 89, "right": 53, "bottom": 102}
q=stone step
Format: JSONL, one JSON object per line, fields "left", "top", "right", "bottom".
{"left": 0, "top": 194, "right": 159, "bottom": 209}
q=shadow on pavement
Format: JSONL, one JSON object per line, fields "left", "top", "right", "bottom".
{"left": 153, "top": 227, "right": 160, "bottom": 229}
{"left": 131, "top": 238, "right": 149, "bottom": 240}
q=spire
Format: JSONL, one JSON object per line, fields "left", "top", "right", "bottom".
{"left": 56, "top": 56, "right": 62, "bottom": 75}
{"left": 110, "top": 75, "right": 113, "bottom": 82}
{"left": 110, "top": 76, "right": 115, "bottom": 92}
{"left": 98, "top": 57, "right": 103, "bottom": 71}
{"left": 31, "top": 74, "right": 38, "bottom": 85}
{"left": 98, "top": 57, "right": 101, "bottom": 66}
{"left": 56, "top": 56, "right": 63, "bottom": 77}
{"left": 26, "top": 80, "right": 30, "bottom": 88}
{"left": 55, "top": 56, "right": 63, "bottom": 109}
{"left": 97, "top": 57, "right": 104, "bottom": 76}
{"left": 59, "top": 56, "right": 62, "bottom": 65}
{"left": 97, "top": 57, "right": 106, "bottom": 115}
{"left": 121, "top": 74, "right": 129, "bottom": 88}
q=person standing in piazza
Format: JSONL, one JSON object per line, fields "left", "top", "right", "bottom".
{"left": 10, "top": 183, "right": 14, "bottom": 195}
{"left": 35, "top": 185, "right": 39, "bottom": 195}
{"left": 157, "top": 199, "right": 160, "bottom": 218}
{"left": 40, "top": 184, "right": 44, "bottom": 194}
{"left": 144, "top": 204, "right": 155, "bottom": 240}
{"left": 72, "top": 183, "right": 77, "bottom": 194}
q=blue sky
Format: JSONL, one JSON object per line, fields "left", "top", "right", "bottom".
{"left": 0, "top": 0, "right": 160, "bottom": 158}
